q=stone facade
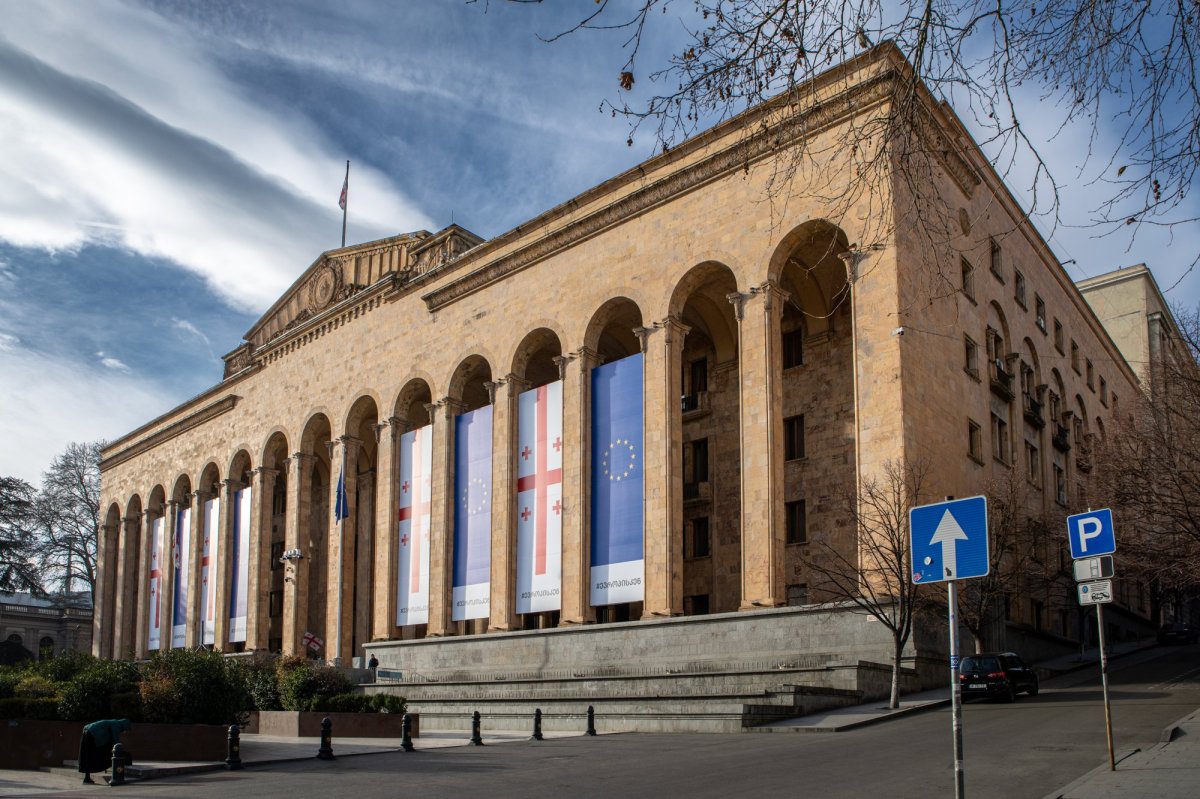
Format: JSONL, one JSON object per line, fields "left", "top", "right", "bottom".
{"left": 0, "top": 593, "right": 92, "bottom": 661}
{"left": 93, "top": 45, "right": 1155, "bottom": 679}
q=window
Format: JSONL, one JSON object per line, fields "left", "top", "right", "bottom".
{"left": 269, "top": 589, "right": 284, "bottom": 618}
{"left": 1035, "top": 296, "right": 1046, "bottom": 332}
{"left": 1071, "top": 340, "right": 1081, "bottom": 373}
{"left": 1100, "top": 378, "right": 1108, "bottom": 406}
{"left": 990, "top": 238, "right": 1004, "bottom": 281}
{"left": 964, "top": 335, "right": 979, "bottom": 378}
{"left": 1112, "top": 393, "right": 1119, "bottom": 415}
{"left": 689, "top": 438, "right": 709, "bottom": 483}
{"left": 38, "top": 636, "right": 55, "bottom": 659}
{"left": 270, "top": 541, "right": 284, "bottom": 571}
{"left": 689, "top": 516, "right": 710, "bottom": 558}
{"left": 1054, "top": 319, "right": 1065, "bottom": 353}
{"left": 991, "top": 412, "right": 1010, "bottom": 463}
{"left": 786, "top": 499, "right": 807, "bottom": 544}
{"left": 786, "top": 583, "right": 809, "bottom": 607}
{"left": 1054, "top": 464, "right": 1067, "bottom": 505}
{"left": 1025, "top": 441, "right": 1041, "bottom": 486}
{"left": 1086, "top": 360, "right": 1095, "bottom": 390}
{"left": 784, "top": 415, "right": 805, "bottom": 460}
{"left": 1014, "top": 270, "right": 1027, "bottom": 308}
{"left": 783, "top": 328, "right": 804, "bottom": 368}
{"left": 961, "top": 257, "right": 976, "bottom": 300}
{"left": 683, "top": 594, "right": 710, "bottom": 615}
{"left": 968, "top": 419, "right": 983, "bottom": 463}
{"left": 689, "top": 358, "right": 708, "bottom": 394}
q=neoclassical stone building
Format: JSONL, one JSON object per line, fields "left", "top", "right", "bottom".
{"left": 94, "top": 45, "right": 1149, "bottom": 706}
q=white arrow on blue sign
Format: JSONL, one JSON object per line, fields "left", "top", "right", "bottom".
{"left": 1067, "top": 508, "right": 1116, "bottom": 559}
{"left": 910, "top": 496, "right": 989, "bottom": 583}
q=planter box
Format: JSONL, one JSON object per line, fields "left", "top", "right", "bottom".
{"left": 255, "top": 710, "right": 415, "bottom": 738}
{"left": 0, "top": 720, "right": 227, "bottom": 770}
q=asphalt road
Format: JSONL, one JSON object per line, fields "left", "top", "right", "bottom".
{"left": 42, "top": 643, "right": 1200, "bottom": 799}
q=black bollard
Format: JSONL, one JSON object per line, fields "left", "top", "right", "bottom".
{"left": 317, "top": 716, "right": 335, "bottom": 760}
{"left": 470, "top": 711, "right": 484, "bottom": 746}
{"left": 531, "top": 708, "right": 544, "bottom": 741}
{"left": 401, "top": 713, "right": 415, "bottom": 753}
{"left": 586, "top": 705, "right": 597, "bottom": 736}
{"left": 110, "top": 743, "right": 126, "bottom": 787}
{"left": 226, "top": 723, "right": 243, "bottom": 770}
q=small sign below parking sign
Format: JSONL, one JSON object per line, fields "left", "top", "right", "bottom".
{"left": 1078, "top": 580, "right": 1113, "bottom": 605}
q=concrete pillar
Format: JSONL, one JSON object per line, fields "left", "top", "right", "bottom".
{"left": 732, "top": 282, "right": 788, "bottom": 608}
{"left": 557, "top": 349, "right": 595, "bottom": 625}
{"left": 488, "top": 376, "right": 524, "bottom": 632}
{"left": 281, "top": 453, "right": 314, "bottom": 656}
{"left": 185, "top": 489, "right": 209, "bottom": 647}
{"left": 134, "top": 505, "right": 159, "bottom": 659}
{"left": 112, "top": 513, "right": 141, "bottom": 659}
{"left": 161, "top": 499, "right": 180, "bottom": 649}
{"left": 326, "top": 436, "right": 360, "bottom": 664}
{"left": 425, "top": 398, "right": 464, "bottom": 637}
{"left": 92, "top": 519, "right": 119, "bottom": 658}
{"left": 246, "top": 466, "right": 278, "bottom": 651}
{"left": 372, "top": 417, "right": 402, "bottom": 641}
{"left": 639, "top": 316, "right": 688, "bottom": 618}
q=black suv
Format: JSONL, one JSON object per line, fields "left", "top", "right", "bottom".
{"left": 958, "top": 652, "right": 1039, "bottom": 702}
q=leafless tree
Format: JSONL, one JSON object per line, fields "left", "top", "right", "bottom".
{"left": 0, "top": 476, "right": 42, "bottom": 593}
{"left": 31, "top": 442, "right": 103, "bottom": 599}
{"left": 805, "top": 458, "right": 932, "bottom": 709}
{"left": 511, "top": 0, "right": 1200, "bottom": 283}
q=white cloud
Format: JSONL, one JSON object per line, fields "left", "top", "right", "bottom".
{"left": 98, "top": 353, "right": 131, "bottom": 373}
{"left": 172, "top": 318, "right": 211, "bottom": 349}
{"left": 0, "top": 332, "right": 17, "bottom": 352}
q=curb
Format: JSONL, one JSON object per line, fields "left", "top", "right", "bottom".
{"left": 746, "top": 698, "right": 951, "bottom": 733}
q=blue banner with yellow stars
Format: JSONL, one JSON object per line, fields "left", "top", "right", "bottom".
{"left": 453, "top": 405, "right": 493, "bottom": 621}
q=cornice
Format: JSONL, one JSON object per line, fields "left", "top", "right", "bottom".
{"left": 100, "top": 395, "right": 240, "bottom": 473}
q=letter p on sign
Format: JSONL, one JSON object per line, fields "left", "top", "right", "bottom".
{"left": 1067, "top": 509, "right": 1116, "bottom": 559}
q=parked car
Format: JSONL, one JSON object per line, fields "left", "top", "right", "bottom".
{"left": 958, "top": 652, "right": 1039, "bottom": 702}
{"left": 1157, "top": 623, "right": 1199, "bottom": 645}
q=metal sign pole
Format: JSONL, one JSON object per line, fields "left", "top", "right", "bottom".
{"left": 1096, "top": 603, "right": 1115, "bottom": 771}
{"left": 948, "top": 579, "right": 965, "bottom": 799}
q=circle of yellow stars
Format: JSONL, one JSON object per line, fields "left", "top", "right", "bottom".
{"left": 460, "top": 476, "right": 490, "bottom": 514}
{"left": 601, "top": 439, "right": 638, "bottom": 481}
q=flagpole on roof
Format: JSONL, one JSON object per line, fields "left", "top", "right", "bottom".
{"left": 339, "top": 160, "right": 350, "bottom": 248}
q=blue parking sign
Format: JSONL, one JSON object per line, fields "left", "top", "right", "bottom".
{"left": 1067, "top": 509, "right": 1116, "bottom": 559}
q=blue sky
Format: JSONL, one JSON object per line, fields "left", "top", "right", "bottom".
{"left": 1, "top": 0, "right": 1197, "bottom": 484}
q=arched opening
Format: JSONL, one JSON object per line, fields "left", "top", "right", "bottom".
{"left": 670, "top": 264, "right": 741, "bottom": 616}
{"left": 300, "top": 414, "right": 332, "bottom": 658}
{"left": 584, "top": 297, "right": 645, "bottom": 624}
{"left": 145, "top": 485, "right": 167, "bottom": 653}
{"left": 392, "top": 379, "right": 434, "bottom": 641}
{"left": 342, "top": 396, "right": 380, "bottom": 662}
{"left": 99, "top": 502, "right": 122, "bottom": 657}
{"left": 116, "top": 493, "right": 143, "bottom": 659}
{"left": 225, "top": 449, "right": 253, "bottom": 653}
{"left": 510, "top": 328, "right": 565, "bottom": 631}
{"left": 196, "top": 463, "right": 222, "bottom": 649}
{"left": 38, "top": 636, "right": 55, "bottom": 659}
{"left": 168, "top": 475, "right": 192, "bottom": 649}
{"left": 262, "top": 433, "right": 290, "bottom": 653}
{"left": 448, "top": 355, "right": 494, "bottom": 636}
{"left": 773, "top": 221, "right": 855, "bottom": 607}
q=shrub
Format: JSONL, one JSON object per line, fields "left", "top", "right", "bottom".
{"left": 58, "top": 660, "right": 140, "bottom": 721}
{"left": 14, "top": 674, "right": 59, "bottom": 699}
{"left": 305, "top": 692, "right": 406, "bottom": 714}
{"left": 0, "top": 697, "right": 60, "bottom": 720}
{"left": 139, "top": 649, "right": 245, "bottom": 725}
{"left": 276, "top": 658, "right": 352, "bottom": 712}
{"left": 0, "top": 670, "right": 20, "bottom": 700}
{"left": 228, "top": 653, "right": 281, "bottom": 711}
{"left": 32, "top": 651, "right": 94, "bottom": 683}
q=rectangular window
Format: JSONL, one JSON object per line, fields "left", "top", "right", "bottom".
{"left": 786, "top": 499, "right": 807, "bottom": 544}
{"left": 964, "top": 335, "right": 979, "bottom": 378}
{"left": 1025, "top": 441, "right": 1041, "bottom": 486}
{"left": 269, "top": 590, "right": 283, "bottom": 618}
{"left": 683, "top": 594, "right": 710, "bottom": 615}
{"left": 783, "top": 328, "right": 804, "bottom": 368}
{"left": 786, "top": 583, "right": 809, "bottom": 607}
{"left": 991, "top": 412, "right": 1010, "bottom": 463}
{"left": 961, "top": 257, "right": 976, "bottom": 300}
{"left": 1054, "top": 319, "right": 1065, "bottom": 354}
{"left": 690, "top": 516, "right": 710, "bottom": 559}
{"left": 1071, "top": 340, "right": 1081, "bottom": 373}
{"left": 689, "top": 438, "right": 709, "bottom": 483}
{"left": 270, "top": 541, "right": 284, "bottom": 571}
{"left": 1014, "top": 270, "right": 1027, "bottom": 308}
{"left": 1054, "top": 463, "right": 1067, "bottom": 505}
{"left": 990, "top": 238, "right": 1004, "bottom": 281}
{"left": 1086, "top": 359, "right": 1095, "bottom": 390}
{"left": 1100, "top": 377, "right": 1108, "bottom": 406}
{"left": 784, "top": 415, "right": 805, "bottom": 460}
{"left": 968, "top": 419, "right": 983, "bottom": 463}
{"left": 1035, "top": 296, "right": 1046, "bottom": 332}
{"left": 689, "top": 358, "right": 708, "bottom": 394}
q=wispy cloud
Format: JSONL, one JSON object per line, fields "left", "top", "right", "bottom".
{"left": 0, "top": 332, "right": 17, "bottom": 352}
{"left": 97, "top": 352, "right": 131, "bottom": 373}
{"left": 172, "top": 318, "right": 211, "bottom": 349}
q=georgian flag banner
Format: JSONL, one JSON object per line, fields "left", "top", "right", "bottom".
{"left": 516, "top": 381, "right": 563, "bottom": 614}
{"left": 228, "top": 487, "right": 251, "bottom": 643}
{"left": 396, "top": 425, "right": 433, "bottom": 626}
{"left": 452, "top": 406, "right": 493, "bottom": 621}
{"left": 590, "top": 353, "right": 645, "bottom": 606}
{"left": 147, "top": 515, "right": 164, "bottom": 650}
{"left": 171, "top": 505, "right": 191, "bottom": 648}
{"left": 199, "top": 496, "right": 220, "bottom": 646}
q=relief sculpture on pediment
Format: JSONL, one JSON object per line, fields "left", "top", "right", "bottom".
{"left": 309, "top": 261, "right": 344, "bottom": 312}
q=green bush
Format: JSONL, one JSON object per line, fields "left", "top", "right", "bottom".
{"left": 14, "top": 674, "right": 59, "bottom": 699}
{"left": 139, "top": 649, "right": 244, "bottom": 725}
{"left": 0, "top": 696, "right": 60, "bottom": 720}
{"left": 0, "top": 670, "right": 20, "bottom": 700}
{"left": 307, "top": 692, "right": 406, "bottom": 714}
{"left": 58, "top": 659, "right": 140, "bottom": 721}
{"left": 228, "top": 653, "right": 281, "bottom": 711}
{"left": 32, "top": 651, "right": 94, "bottom": 683}
{"left": 276, "top": 657, "right": 352, "bottom": 712}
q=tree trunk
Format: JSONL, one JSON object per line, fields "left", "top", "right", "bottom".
{"left": 889, "top": 639, "right": 904, "bottom": 709}
{"left": 972, "top": 632, "right": 985, "bottom": 655}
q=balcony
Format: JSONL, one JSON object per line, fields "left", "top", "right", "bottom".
{"left": 989, "top": 359, "right": 1015, "bottom": 402}
{"left": 681, "top": 391, "right": 710, "bottom": 418}
{"left": 683, "top": 480, "right": 711, "bottom": 503}
{"left": 1022, "top": 392, "right": 1045, "bottom": 428}
{"left": 1052, "top": 421, "right": 1072, "bottom": 452}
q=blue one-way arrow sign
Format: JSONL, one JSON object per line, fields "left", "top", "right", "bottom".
{"left": 910, "top": 496, "right": 989, "bottom": 583}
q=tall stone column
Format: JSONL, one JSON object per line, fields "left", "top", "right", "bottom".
{"left": 488, "top": 376, "right": 523, "bottom": 632}
{"left": 161, "top": 499, "right": 180, "bottom": 649}
{"left": 92, "top": 519, "right": 119, "bottom": 658}
{"left": 425, "top": 398, "right": 463, "bottom": 637}
{"left": 557, "top": 350, "right": 595, "bottom": 625}
{"left": 372, "top": 417, "right": 402, "bottom": 641}
{"left": 327, "top": 436, "right": 360, "bottom": 664}
{"left": 134, "top": 506, "right": 159, "bottom": 659}
{"left": 185, "top": 489, "right": 209, "bottom": 647}
{"left": 112, "top": 512, "right": 142, "bottom": 659}
{"left": 281, "top": 453, "right": 313, "bottom": 656}
{"left": 731, "top": 282, "right": 788, "bottom": 608}
{"left": 246, "top": 466, "right": 278, "bottom": 651}
{"left": 638, "top": 317, "right": 689, "bottom": 618}
{"left": 212, "top": 479, "right": 239, "bottom": 650}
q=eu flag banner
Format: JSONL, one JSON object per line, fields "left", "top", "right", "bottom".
{"left": 228, "top": 487, "right": 251, "bottom": 643}
{"left": 172, "top": 506, "right": 191, "bottom": 648}
{"left": 148, "top": 516, "right": 164, "bottom": 651}
{"left": 334, "top": 467, "right": 349, "bottom": 521}
{"left": 200, "top": 497, "right": 220, "bottom": 646}
{"left": 453, "top": 406, "right": 493, "bottom": 621}
{"left": 516, "top": 380, "right": 563, "bottom": 614}
{"left": 396, "top": 424, "right": 433, "bottom": 626}
{"left": 590, "top": 353, "right": 645, "bottom": 606}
